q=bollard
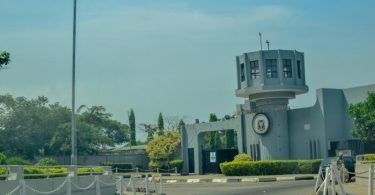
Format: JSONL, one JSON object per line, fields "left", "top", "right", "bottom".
{"left": 131, "top": 175, "right": 136, "bottom": 195}
{"left": 20, "top": 179, "right": 26, "bottom": 195}
{"left": 67, "top": 176, "right": 72, "bottom": 195}
{"left": 160, "top": 174, "right": 164, "bottom": 195}
{"left": 116, "top": 167, "right": 118, "bottom": 176}
{"left": 95, "top": 175, "right": 101, "bottom": 195}
{"left": 314, "top": 167, "right": 322, "bottom": 192}
{"left": 119, "top": 176, "right": 124, "bottom": 195}
{"left": 323, "top": 167, "right": 329, "bottom": 195}
{"left": 145, "top": 174, "right": 150, "bottom": 195}
{"left": 157, "top": 168, "right": 159, "bottom": 173}
{"left": 175, "top": 167, "right": 178, "bottom": 174}
{"left": 331, "top": 166, "right": 336, "bottom": 195}
{"left": 369, "top": 165, "right": 374, "bottom": 195}
{"left": 136, "top": 167, "right": 139, "bottom": 173}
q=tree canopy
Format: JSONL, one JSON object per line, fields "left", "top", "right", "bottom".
{"left": 0, "top": 51, "right": 10, "bottom": 70}
{"left": 146, "top": 131, "right": 180, "bottom": 168}
{"left": 349, "top": 92, "right": 375, "bottom": 142}
{"left": 157, "top": 112, "right": 165, "bottom": 136}
{"left": 128, "top": 109, "right": 136, "bottom": 145}
{"left": 0, "top": 95, "right": 129, "bottom": 159}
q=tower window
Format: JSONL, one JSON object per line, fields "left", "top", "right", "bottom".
{"left": 266, "top": 59, "right": 278, "bottom": 78}
{"left": 240, "top": 63, "right": 245, "bottom": 82}
{"left": 297, "top": 60, "right": 302, "bottom": 79}
{"left": 283, "top": 59, "right": 292, "bottom": 78}
{"left": 250, "top": 60, "right": 259, "bottom": 79}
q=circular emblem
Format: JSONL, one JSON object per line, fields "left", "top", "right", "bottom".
{"left": 252, "top": 113, "right": 270, "bottom": 135}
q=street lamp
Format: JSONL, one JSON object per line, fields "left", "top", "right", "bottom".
{"left": 71, "top": 0, "right": 77, "bottom": 166}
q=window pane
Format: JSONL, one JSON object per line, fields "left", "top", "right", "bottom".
{"left": 240, "top": 63, "right": 245, "bottom": 81}
{"left": 283, "top": 59, "right": 292, "bottom": 78}
{"left": 266, "top": 59, "right": 278, "bottom": 78}
{"left": 250, "top": 60, "right": 259, "bottom": 80}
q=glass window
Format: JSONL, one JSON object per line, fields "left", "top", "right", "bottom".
{"left": 297, "top": 60, "right": 302, "bottom": 79}
{"left": 240, "top": 63, "right": 245, "bottom": 81}
{"left": 266, "top": 59, "right": 278, "bottom": 78}
{"left": 250, "top": 60, "right": 259, "bottom": 79}
{"left": 283, "top": 59, "right": 292, "bottom": 78}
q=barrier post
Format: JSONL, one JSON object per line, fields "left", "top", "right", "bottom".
{"left": 160, "top": 174, "right": 164, "bottom": 195}
{"left": 67, "top": 176, "right": 72, "bottom": 195}
{"left": 323, "top": 167, "right": 329, "bottom": 195}
{"left": 131, "top": 174, "right": 136, "bottom": 195}
{"left": 136, "top": 167, "right": 139, "bottom": 173}
{"left": 369, "top": 165, "right": 374, "bottom": 195}
{"left": 95, "top": 175, "right": 101, "bottom": 195}
{"left": 157, "top": 168, "right": 159, "bottom": 173}
{"left": 20, "top": 179, "right": 26, "bottom": 195}
{"left": 145, "top": 174, "right": 150, "bottom": 195}
{"left": 175, "top": 167, "right": 178, "bottom": 174}
{"left": 314, "top": 167, "right": 322, "bottom": 191}
{"left": 330, "top": 166, "right": 336, "bottom": 195}
{"left": 116, "top": 167, "right": 118, "bottom": 176}
{"left": 119, "top": 176, "right": 124, "bottom": 195}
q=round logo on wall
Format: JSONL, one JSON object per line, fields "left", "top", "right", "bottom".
{"left": 252, "top": 113, "right": 270, "bottom": 135}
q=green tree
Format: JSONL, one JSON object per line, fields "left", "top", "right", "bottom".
{"left": 128, "top": 109, "right": 136, "bottom": 145}
{"left": 146, "top": 131, "right": 181, "bottom": 169}
{"left": 157, "top": 112, "right": 165, "bottom": 136}
{"left": 225, "top": 130, "right": 235, "bottom": 148}
{"left": 205, "top": 113, "right": 221, "bottom": 150}
{"left": 0, "top": 51, "right": 10, "bottom": 70}
{"left": 349, "top": 92, "right": 375, "bottom": 142}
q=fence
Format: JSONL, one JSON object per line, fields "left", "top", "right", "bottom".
{"left": 113, "top": 167, "right": 178, "bottom": 175}
{"left": 355, "top": 155, "right": 375, "bottom": 195}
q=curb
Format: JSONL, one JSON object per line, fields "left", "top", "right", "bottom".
{"left": 163, "top": 176, "right": 316, "bottom": 184}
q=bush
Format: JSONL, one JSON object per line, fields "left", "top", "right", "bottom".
{"left": 6, "top": 157, "right": 31, "bottom": 165}
{"left": 100, "top": 162, "right": 132, "bottom": 172}
{"left": 233, "top": 153, "right": 252, "bottom": 162}
{"left": 36, "top": 158, "right": 58, "bottom": 166}
{"left": 0, "top": 153, "right": 6, "bottom": 165}
{"left": 149, "top": 160, "right": 168, "bottom": 170}
{"left": 220, "top": 160, "right": 322, "bottom": 176}
{"left": 0, "top": 167, "right": 7, "bottom": 175}
{"left": 170, "top": 160, "right": 183, "bottom": 172}
{"left": 364, "top": 154, "right": 375, "bottom": 161}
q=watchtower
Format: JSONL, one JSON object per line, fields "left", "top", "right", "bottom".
{"left": 235, "top": 49, "right": 308, "bottom": 159}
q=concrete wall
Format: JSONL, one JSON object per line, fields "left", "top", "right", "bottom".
{"left": 35, "top": 154, "right": 149, "bottom": 169}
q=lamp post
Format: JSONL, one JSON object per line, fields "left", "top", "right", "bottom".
{"left": 71, "top": 0, "right": 77, "bottom": 166}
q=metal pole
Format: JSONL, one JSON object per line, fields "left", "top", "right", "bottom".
{"left": 369, "top": 165, "right": 374, "bottom": 195}
{"left": 259, "top": 32, "right": 263, "bottom": 51}
{"left": 71, "top": 0, "right": 77, "bottom": 166}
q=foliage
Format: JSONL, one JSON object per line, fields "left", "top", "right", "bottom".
{"left": 0, "top": 152, "right": 6, "bottom": 165}
{"left": 100, "top": 162, "right": 132, "bottom": 172}
{"left": 169, "top": 159, "right": 183, "bottom": 172}
{"left": 128, "top": 109, "right": 136, "bottom": 146}
{"left": 205, "top": 113, "right": 221, "bottom": 150}
{"left": 149, "top": 160, "right": 168, "bottom": 170}
{"left": 225, "top": 130, "right": 235, "bottom": 148}
{"left": 0, "top": 167, "right": 7, "bottom": 175}
{"left": 364, "top": 154, "right": 375, "bottom": 161}
{"left": 0, "top": 95, "right": 129, "bottom": 159}
{"left": 6, "top": 157, "right": 31, "bottom": 165}
{"left": 140, "top": 123, "right": 157, "bottom": 142}
{"left": 233, "top": 153, "right": 252, "bottom": 161}
{"left": 36, "top": 158, "right": 58, "bottom": 166}
{"left": 349, "top": 92, "right": 375, "bottom": 142}
{"left": 147, "top": 131, "right": 181, "bottom": 168}
{"left": 157, "top": 112, "right": 165, "bottom": 136}
{"left": 0, "top": 51, "right": 10, "bottom": 70}
{"left": 23, "top": 167, "right": 103, "bottom": 178}
{"left": 220, "top": 159, "right": 322, "bottom": 176}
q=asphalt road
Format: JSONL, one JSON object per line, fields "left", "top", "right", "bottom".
{"left": 162, "top": 180, "right": 316, "bottom": 195}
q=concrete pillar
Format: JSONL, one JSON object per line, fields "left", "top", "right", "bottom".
{"left": 194, "top": 133, "right": 205, "bottom": 174}
{"left": 181, "top": 125, "right": 189, "bottom": 173}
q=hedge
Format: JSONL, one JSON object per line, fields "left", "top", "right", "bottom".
{"left": 220, "top": 159, "right": 322, "bottom": 176}
{"left": 364, "top": 154, "right": 375, "bottom": 161}
{"left": 170, "top": 160, "right": 183, "bottom": 172}
{"left": 100, "top": 162, "right": 133, "bottom": 172}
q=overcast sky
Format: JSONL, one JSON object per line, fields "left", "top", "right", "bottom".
{"left": 1, "top": 0, "right": 375, "bottom": 140}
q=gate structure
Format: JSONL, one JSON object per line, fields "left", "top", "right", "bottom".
{"left": 202, "top": 149, "right": 238, "bottom": 174}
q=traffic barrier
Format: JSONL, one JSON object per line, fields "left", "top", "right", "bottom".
{"left": 314, "top": 163, "right": 346, "bottom": 195}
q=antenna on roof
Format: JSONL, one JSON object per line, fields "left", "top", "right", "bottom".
{"left": 259, "top": 32, "right": 263, "bottom": 51}
{"left": 266, "top": 40, "right": 270, "bottom": 50}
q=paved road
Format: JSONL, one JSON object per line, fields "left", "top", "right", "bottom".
{"left": 162, "top": 180, "right": 316, "bottom": 195}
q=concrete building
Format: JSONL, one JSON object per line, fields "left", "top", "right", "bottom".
{"left": 181, "top": 49, "right": 375, "bottom": 174}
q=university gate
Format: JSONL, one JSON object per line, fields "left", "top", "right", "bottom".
{"left": 201, "top": 149, "right": 238, "bottom": 174}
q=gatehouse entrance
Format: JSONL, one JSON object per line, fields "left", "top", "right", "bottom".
{"left": 202, "top": 149, "right": 238, "bottom": 174}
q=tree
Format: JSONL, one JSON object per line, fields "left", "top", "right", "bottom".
{"left": 0, "top": 51, "right": 10, "bottom": 70}
{"left": 157, "top": 112, "right": 165, "bottom": 136}
{"left": 146, "top": 131, "right": 181, "bottom": 169}
{"left": 225, "top": 130, "right": 235, "bottom": 148}
{"left": 349, "top": 92, "right": 375, "bottom": 142}
{"left": 128, "top": 109, "right": 136, "bottom": 145}
{"left": 205, "top": 113, "right": 221, "bottom": 150}
{"left": 140, "top": 123, "right": 156, "bottom": 142}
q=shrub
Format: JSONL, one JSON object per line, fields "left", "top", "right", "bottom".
{"left": 220, "top": 159, "right": 322, "bottom": 176}
{"left": 364, "top": 154, "right": 375, "bottom": 161}
{"left": 170, "top": 160, "right": 183, "bottom": 172}
{"left": 148, "top": 160, "right": 168, "bottom": 170}
{"left": 6, "top": 157, "right": 31, "bottom": 165}
{"left": 233, "top": 153, "right": 252, "bottom": 162}
{"left": 0, "top": 167, "right": 7, "bottom": 175}
{"left": 36, "top": 158, "right": 58, "bottom": 166}
{"left": 100, "top": 162, "right": 132, "bottom": 172}
{"left": 0, "top": 153, "right": 6, "bottom": 165}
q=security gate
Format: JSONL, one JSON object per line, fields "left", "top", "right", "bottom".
{"left": 202, "top": 149, "right": 238, "bottom": 174}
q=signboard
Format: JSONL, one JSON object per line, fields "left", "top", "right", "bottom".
{"left": 210, "top": 152, "right": 216, "bottom": 163}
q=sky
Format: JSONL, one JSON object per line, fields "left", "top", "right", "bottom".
{"left": 1, "top": 0, "right": 375, "bottom": 140}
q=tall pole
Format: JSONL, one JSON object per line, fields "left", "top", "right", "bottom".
{"left": 71, "top": 0, "right": 77, "bottom": 166}
{"left": 259, "top": 32, "right": 263, "bottom": 51}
